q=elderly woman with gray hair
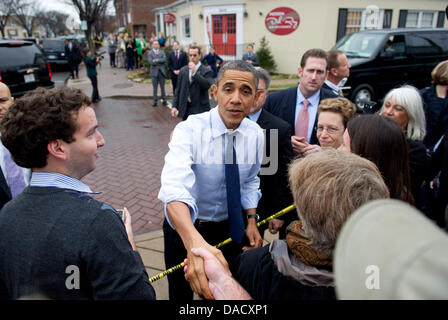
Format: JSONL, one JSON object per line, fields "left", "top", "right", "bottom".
{"left": 380, "top": 85, "right": 430, "bottom": 210}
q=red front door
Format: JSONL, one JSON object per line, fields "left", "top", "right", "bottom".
{"left": 212, "top": 14, "right": 236, "bottom": 56}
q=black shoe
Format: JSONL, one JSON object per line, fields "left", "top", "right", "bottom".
{"left": 152, "top": 103, "right": 157, "bottom": 107}
{"left": 162, "top": 101, "right": 168, "bottom": 106}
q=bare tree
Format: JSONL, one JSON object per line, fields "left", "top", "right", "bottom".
{"left": 0, "top": 0, "right": 25, "bottom": 38}
{"left": 14, "top": 0, "right": 43, "bottom": 37}
{"left": 65, "top": 0, "right": 111, "bottom": 53}
{"left": 40, "top": 10, "right": 70, "bottom": 37}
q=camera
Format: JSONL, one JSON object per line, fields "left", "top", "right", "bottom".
{"left": 95, "top": 51, "right": 106, "bottom": 60}
{"left": 356, "top": 99, "right": 380, "bottom": 115}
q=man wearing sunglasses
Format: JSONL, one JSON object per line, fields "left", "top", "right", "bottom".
{"left": 171, "top": 46, "right": 214, "bottom": 121}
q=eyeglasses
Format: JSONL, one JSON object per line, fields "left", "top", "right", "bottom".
{"left": 317, "top": 126, "right": 341, "bottom": 134}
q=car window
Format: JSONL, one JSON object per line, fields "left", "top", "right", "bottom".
{"left": 0, "top": 43, "right": 45, "bottom": 68}
{"left": 383, "top": 34, "right": 406, "bottom": 57}
{"left": 42, "top": 40, "right": 65, "bottom": 51}
{"left": 406, "top": 33, "right": 445, "bottom": 56}
{"left": 333, "top": 33, "right": 386, "bottom": 58}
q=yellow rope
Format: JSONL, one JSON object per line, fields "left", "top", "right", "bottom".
{"left": 148, "top": 204, "right": 296, "bottom": 283}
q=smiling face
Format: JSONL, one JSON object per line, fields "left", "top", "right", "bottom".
{"left": 298, "top": 57, "right": 328, "bottom": 98}
{"left": 381, "top": 98, "right": 409, "bottom": 130}
{"left": 213, "top": 69, "right": 260, "bottom": 130}
{"left": 317, "top": 111, "right": 345, "bottom": 148}
{"left": 65, "top": 106, "right": 105, "bottom": 179}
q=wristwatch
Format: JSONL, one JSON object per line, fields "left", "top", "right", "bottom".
{"left": 247, "top": 214, "right": 260, "bottom": 221}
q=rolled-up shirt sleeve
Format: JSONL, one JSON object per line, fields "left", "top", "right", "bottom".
{"left": 241, "top": 127, "right": 264, "bottom": 210}
{"left": 158, "top": 123, "right": 199, "bottom": 229}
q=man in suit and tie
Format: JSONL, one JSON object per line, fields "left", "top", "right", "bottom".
{"left": 322, "top": 50, "right": 351, "bottom": 96}
{"left": 242, "top": 44, "right": 259, "bottom": 67}
{"left": 247, "top": 67, "right": 294, "bottom": 239}
{"left": 264, "top": 48, "right": 338, "bottom": 158}
{"left": 147, "top": 40, "right": 168, "bottom": 107}
{"left": 65, "top": 39, "right": 80, "bottom": 79}
{"left": 168, "top": 41, "right": 188, "bottom": 94}
{"left": 0, "top": 83, "right": 31, "bottom": 209}
{"left": 171, "top": 46, "right": 214, "bottom": 120}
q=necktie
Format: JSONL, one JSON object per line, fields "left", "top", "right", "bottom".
{"left": 176, "top": 51, "right": 179, "bottom": 61}
{"left": 3, "top": 145, "right": 26, "bottom": 198}
{"left": 295, "top": 99, "right": 310, "bottom": 139}
{"left": 225, "top": 134, "right": 245, "bottom": 244}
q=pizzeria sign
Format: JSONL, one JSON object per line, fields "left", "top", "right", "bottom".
{"left": 265, "top": 7, "right": 300, "bottom": 35}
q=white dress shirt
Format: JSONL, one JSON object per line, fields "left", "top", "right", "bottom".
{"left": 158, "top": 107, "right": 264, "bottom": 228}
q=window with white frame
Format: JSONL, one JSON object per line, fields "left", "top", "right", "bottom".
{"left": 345, "top": 8, "right": 388, "bottom": 34}
{"left": 182, "top": 16, "right": 191, "bottom": 39}
{"left": 405, "top": 11, "right": 437, "bottom": 28}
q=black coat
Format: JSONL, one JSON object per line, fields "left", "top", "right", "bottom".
{"left": 167, "top": 50, "right": 188, "bottom": 76}
{"left": 408, "top": 139, "right": 430, "bottom": 210}
{"left": 0, "top": 169, "right": 11, "bottom": 210}
{"left": 255, "top": 109, "right": 296, "bottom": 233}
{"left": 233, "top": 244, "right": 336, "bottom": 300}
{"left": 420, "top": 85, "right": 448, "bottom": 149}
{"left": 264, "top": 86, "right": 338, "bottom": 144}
{"left": 173, "top": 64, "right": 213, "bottom": 120}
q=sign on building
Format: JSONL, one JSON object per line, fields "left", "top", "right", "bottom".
{"left": 164, "top": 13, "right": 176, "bottom": 24}
{"left": 265, "top": 7, "right": 300, "bottom": 35}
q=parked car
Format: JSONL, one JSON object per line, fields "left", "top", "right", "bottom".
{"left": 333, "top": 28, "right": 448, "bottom": 107}
{"left": 0, "top": 40, "right": 54, "bottom": 98}
{"left": 42, "top": 38, "right": 68, "bottom": 66}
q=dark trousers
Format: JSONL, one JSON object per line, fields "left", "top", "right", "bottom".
{"left": 69, "top": 62, "right": 79, "bottom": 79}
{"left": 163, "top": 218, "right": 245, "bottom": 301}
{"left": 151, "top": 72, "right": 166, "bottom": 104}
{"left": 109, "top": 52, "right": 116, "bottom": 67}
{"left": 88, "top": 75, "right": 99, "bottom": 102}
{"left": 126, "top": 55, "right": 134, "bottom": 71}
{"left": 171, "top": 74, "right": 178, "bottom": 95}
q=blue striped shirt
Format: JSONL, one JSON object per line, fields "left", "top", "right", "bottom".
{"left": 30, "top": 172, "right": 101, "bottom": 194}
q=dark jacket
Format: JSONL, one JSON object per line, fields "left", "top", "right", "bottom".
{"left": 420, "top": 85, "right": 448, "bottom": 149}
{"left": 173, "top": 64, "right": 213, "bottom": 120}
{"left": 84, "top": 56, "right": 97, "bottom": 77}
{"left": 234, "top": 240, "right": 336, "bottom": 300}
{"left": 264, "top": 86, "right": 338, "bottom": 144}
{"left": 408, "top": 139, "right": 430, "bottom": 210}
{"left": 0, "top": 187, "right": 155, "bottom": 300}
{"left": 255, "top": 109, "right": 296, "bottom": 234}
{"left": 0, "top": 169, "right": 11, "bottom": 210}
{"left": 168, "top": 50, "right": 188, "bottom": 75}
{"left": 201, "top": 53, "right": 223, "bottom": 78}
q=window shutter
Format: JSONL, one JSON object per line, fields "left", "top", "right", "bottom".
{"left": 398, "top": 10, "right": 408, "bottom": 28}
{"left": 437, "top": 11, "right": 445, "bottom": 27}
{"left": 337, "top": 9, "right": 348, "bottom": 42}
{"left": 383, "top": 9, "right": 393, "bottom": 28}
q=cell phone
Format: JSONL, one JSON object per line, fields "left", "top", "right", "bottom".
{"left": 116, "top": 209, "right": 125, "bottom": 221}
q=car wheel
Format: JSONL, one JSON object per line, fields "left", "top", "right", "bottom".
{"left": 352, "top": 84, "right": 374, "bottom": 109}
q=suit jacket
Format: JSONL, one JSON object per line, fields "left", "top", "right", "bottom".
{"left": 264, "top": 86, "right": 338, "bottom": 144}
{"left": 168, "top": 50, "right": 188, "bottom": 76}
{"left": 147, "top": 49, "right": 166, "bottom": 77}
{"left": 255, "top": 109, "right": 294, "bottom": 223}
{"left": 173, "top": 64, "right": 213, "bottom": 120}
{"left": 242, "top": 52, "right": 259, "bottom": 66}
{"left": 0, "top": 169, "right": 11, "bottom": 210}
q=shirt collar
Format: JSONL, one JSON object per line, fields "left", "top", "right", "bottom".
{"left": 297, "top": 84, "right": 321, "bottom": 107}
{"left": 210, "top": 107, "right": 248, "bottom": 139}
{"left": 30, "top": 172, "right": 100, "bottom": 194}
{"left": 324, "top": 79, "right": 340, "bottom": 92}
{"left": 248, "top": 108, "right": 262, "bottom": 122}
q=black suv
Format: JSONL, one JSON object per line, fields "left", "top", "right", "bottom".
{"left": 42, "top": 38, "right": 68, "bottom": 66}
{"left": 333, "top": 28, "right": 448, "bottom": 107}
{"left": 0, "top": 40, "right": 54, "bottom": 98}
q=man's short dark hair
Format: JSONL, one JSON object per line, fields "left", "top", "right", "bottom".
{"left": 255, "top": 67, "right": 270, "bottom": 89}
{"left": 1, "top": 87, "right": 91, "bottom": 169}
{"left": 189, "top": 45, "right": 201, "bottom": 55}
{"left": 216, "top": 60, "right": 259, "bottom": 89}
{"left": 300, "top": 48, "right": 329, "bottom": 70}
{"left": 327, "top": 50, "right": 345, "bottom": 70}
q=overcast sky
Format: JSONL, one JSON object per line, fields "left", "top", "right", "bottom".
{"left": 38, "top": 0, "right": 115, "bottom": 20}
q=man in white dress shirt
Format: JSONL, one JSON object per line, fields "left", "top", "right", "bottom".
{"left": 0, "top": 83, "right": 31, "bottom": 209}
{"left": 159, "top": 60, "right": 264, "bottom": 300}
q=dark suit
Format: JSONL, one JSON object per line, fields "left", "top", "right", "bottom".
{"left": 255, "top": 109, "right": 296, "bottom": 238}
{"left": 0, "top": 169, "right": 12, "bottom": 210}
{"left": 173, "top": 64, "right": 213, "bottom": 121}
{"left": 264, "top": 86, "right": 338, "bottom": 144}
{"left": 65, "top": 42, "right": 80, "bottom": 79}
{"left": 168, "top": 50, "right": 188, "bottom": 94}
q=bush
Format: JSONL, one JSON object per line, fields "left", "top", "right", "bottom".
{"left": 257, "top": 36, "right": 277, "bottom": 72}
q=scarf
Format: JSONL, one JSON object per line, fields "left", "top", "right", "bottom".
{"left": 285, "top": 220, "right": 332, "bottom": 268}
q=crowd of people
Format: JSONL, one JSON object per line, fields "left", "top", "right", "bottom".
{"left": 0, "top": 33, "right": 447, "bottom": 301}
